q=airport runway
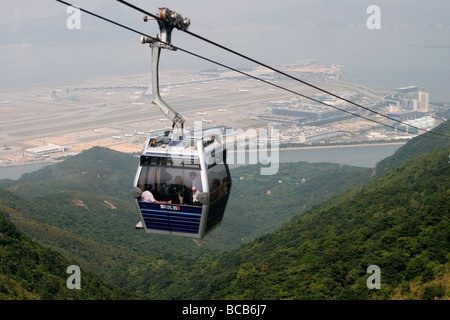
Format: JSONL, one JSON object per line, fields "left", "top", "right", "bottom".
{"left": 0, "top": 65, "right": 388, "bottom": 168}
{"left": 0, "top": 70, "right": 299, "bottom": 148}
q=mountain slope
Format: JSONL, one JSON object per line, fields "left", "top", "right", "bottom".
{"left": 219, "top": 148, "right": 450, "bottom": 299}
{"left": 0, "top": 146, "right": 137, "bottom": 199}
{"left": 205, "top": 161, "right": 372, "bottom": 248}
{"left": 0, "top": 148, "right": 212, "bottom": 259}
{"left": 1, "top": 127, "right": 448, "bottom": 299}
{"left": 0, "top": 188, "right": 142, "bottom": 277}
{"left": 0, "top": 146, "right": 372, "bottom": 252}
{"left": 0, "top": 209, "right": 136, "bottom": 300}
{"left": 136, "top": 148, "right": 449, "bottom": 300}
{"left": 373, "top": 120, "right": 450, "bottom": 177}
{"left": 0, "top": 146, "right": 373, "bottom": 296}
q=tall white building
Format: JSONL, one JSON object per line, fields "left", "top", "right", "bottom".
{"left": 418, "top": 91, "right": 429, "bottom": 112}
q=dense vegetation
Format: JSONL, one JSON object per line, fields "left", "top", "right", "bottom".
{"left": 0, "top": 146, "right": 372, "bottom": 253}
{"left": 0, "top": 208, "right": 136, "bottom": 299}
{"left": 210, "top": 161, "right": 372, "bottom": 247}
{"left": 0, "top": 146, "right": 372, "bottom": 298}
{"left": 373, "top": 120, "right": 450, "bottom": 177}
{"left": 0, "top": 121, "right": 448, "bottom": 299}
{"left": 108, "top": 148, "right": 449, "bottom": 300}
{"left": 206, "top": 149, "right": 450, "bottom": 299}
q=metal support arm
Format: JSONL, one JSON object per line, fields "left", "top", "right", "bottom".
{"left": 141, "top": 8, "right": 190, "bottom": 134}
{"left": 143, "top": 37, "right": 185, "bottom": 130}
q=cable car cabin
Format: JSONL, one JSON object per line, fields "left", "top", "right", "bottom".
{"left": 132, "top": 131, "right": 231, "bottom": 238}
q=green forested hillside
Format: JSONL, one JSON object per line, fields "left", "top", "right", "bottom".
{"left": 0, "top": 146, "right": 372, "bottom": 253}
{"left": 126, "top": 148, "right": 449, "bottom": 300}
{"left": 0, "top": 147, "right": 373, "bottom": 297}
{"left": 0, "top": 147, "right": 137, "bottom": 199}
{"left": 0, "top": 209, "right": 136, "bottom": 299}
{"left": 0, "top": 122, "right": 448, "bottom": 300}
{"left": 373, "top": 120, "right": 450, "bottom": 177}
{"left": 0, "top": 147, "right": 214, "bottom": 257}
{"left": 206, "top": 161, "right": 372, "bottom": 248}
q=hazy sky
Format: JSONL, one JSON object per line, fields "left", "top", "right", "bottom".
{"left": 3, "top": 0, "right": 448, "bottom": 25}
{"left": 1, "top": 0, "right": 306, "bottom": 25}
{"left": 1, "top": 0, "right": 449, "bottom": 100}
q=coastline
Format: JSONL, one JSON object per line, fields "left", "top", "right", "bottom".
{"left": 0, "top": 141, "right": 406, "bottom": 169}
{"left": 232, "top": 141, "right": 407, "bottom": 153}
{"left": 0, "top": 159, "right": 63, "bottom": 169}
{"left": 278, "top": 141, "right": 406, "bottom": 151}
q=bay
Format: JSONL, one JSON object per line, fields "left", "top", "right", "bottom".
{"left": 0, "top": 162, "right": 52, "bottom": 180}
{"left": 228, "top": 143, "right": 403, "bottom": 170}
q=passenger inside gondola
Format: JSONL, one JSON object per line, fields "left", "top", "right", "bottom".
{"left": 141, "top": 184, "right": 172, "bottom": 204}
{"left": 221, "top": 177, "right": 230, "bottom": 194}
{"left": 210, "top": 178, "right": 221, "bottom": 202}
{"left": 137, "top": 156, "right": 207, "bottom": 206}
{"left": 170, "top": 185, "right": 190, "bottom": 205}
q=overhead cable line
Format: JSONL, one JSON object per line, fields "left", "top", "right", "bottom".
{"left": 115, "top": 0, "right": 450, "bottom": 139}
{"left": 55, "top": 1, "right": 448, "bottom": 140}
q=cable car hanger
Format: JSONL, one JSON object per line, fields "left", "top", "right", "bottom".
{"left": 139, "top": 7, "right": 189, "bottom": 138}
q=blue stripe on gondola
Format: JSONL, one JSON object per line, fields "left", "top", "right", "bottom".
{"left": 143, "top": 216, "right": 200, "bottom": 227}
{"left": 143, "top": 221, "right": 199, "bottom": 233}
{"left": 142, "top": 217, "right": 200, "bottom": 227}
{"left": 138, "top": 202, "right": 202, "bottom": 234}
{"left": 141, "top": 213, "right": 201, "bottom": 223}
{"left": 142, "top": 218, "right": 200, "bottom": 233}
{"left": 141, "top": 209, "right": 201, "bottom": 219}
